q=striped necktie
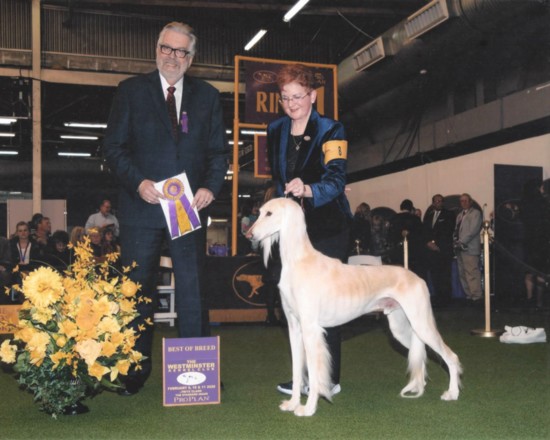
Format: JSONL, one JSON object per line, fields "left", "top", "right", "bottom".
{"left": 166, "top": 86, "right": 178, "bottom": 139}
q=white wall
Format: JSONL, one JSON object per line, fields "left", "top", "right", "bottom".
{"left": 347, "top": 134, "right": 550, "bottom": 215}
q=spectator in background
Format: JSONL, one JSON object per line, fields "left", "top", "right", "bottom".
{"left": 389, "top": 199, "right": 424, "bottom": 277}
{"left": 87, "top": 227, "right": 105, "bottom": 262}
{"left": 70, "top": 226, "right": 85, "bottom": 247}
{"left": 10, "top": 221, "right": 45, "bottom": 278}
{"left": 85, "top": 199, "right": 120, "bottom": 237}
{"left": 453, "top": 193, "right": 483, "bottom": 304}
{"left": 102, "top": 226, "right": 120, "bottom": 255}
{"left": 349, "top": 202, "right": 372, "bottom": 256}
{"left": 370, "top": 213, "right": 391, "bottom": 260}
{"left": 47, "top": 230, "right": 72, "bottom": 272}
{"left": 34, "top": 216, "right": 52, "bottom": 247}
{"left": 240, "top": 201, "right": 260, "bottom": 255}
{"left": 423, "top": 194, "right": 456, "bottom": 306}
{"left": 29, "top": 213, "right": 43, "bottom": 237}
{"left": 0, "top": 236, "right": 12, "bottom": 304}
{"left": 519, "top": 179, "right": 547, "bottom": 310}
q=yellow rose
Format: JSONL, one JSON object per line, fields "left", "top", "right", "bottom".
{"left": 75, "top": 299, "right": 102, "bottom": 331}
{"left": 120, "top": 280, "right": 138, "bottom": 298}
{"left": 55, "top": 335, "right": 67, "bottom": 348}
{"left": 75, "top": 339, "right": 102, "bottom": 366}
{"left": 98, "top": 316, "right": 121, "bottom": 335}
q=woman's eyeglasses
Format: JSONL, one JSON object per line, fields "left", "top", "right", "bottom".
{"left": 158, "top": 44, "right": 191, "bottom": 59}
{"left": 279, "top": 92, "right": 311, "bottom": 105}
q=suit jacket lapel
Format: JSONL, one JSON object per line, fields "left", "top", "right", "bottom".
{"left": 278, "top": 118, "right": 291, "bottom": 183}
{"left": 295, "top": 110, "right": 319, "bottom": 172}
{"left": 146, "top": 70, "right": 174, "bottom": 136}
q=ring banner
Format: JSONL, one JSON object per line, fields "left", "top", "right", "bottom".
{"left": 155, "top": 172, "right": 201, "bottom": 239}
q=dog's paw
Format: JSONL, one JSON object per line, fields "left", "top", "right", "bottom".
{"left": 279, "top": 399, "right": 299, "bottom": 412}
{"left": 294, "top": 404, "right": 315, "bottom": 417}
{"left": 441, "top": 390, "right": 459, "bottom": 401}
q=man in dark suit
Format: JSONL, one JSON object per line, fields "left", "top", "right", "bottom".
{"left": 104, "top": 22, "right": 229, "bottom": 394}
{"left": 389, "top": 199, "right": 424, "bottom": 278}
{"left": 423, "top": 194, "right": 456, "bottom": 306}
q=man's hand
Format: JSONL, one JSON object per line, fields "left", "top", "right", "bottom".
{"left": 192, "top": 188, "right": 215, "bottom": 211}
{"left": 138, "top": 179, "right": 164, "bottom": 204}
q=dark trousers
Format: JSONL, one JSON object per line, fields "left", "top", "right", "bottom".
{"left": 426, "top": 250, "right": 453, "bottom": 304}
{"left": 120, "top": 225, "right": 205, "bottom": 383}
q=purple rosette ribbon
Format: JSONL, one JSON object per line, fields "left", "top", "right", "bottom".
{"left": 163, "top": 178, "right": 200, "bottom": 238}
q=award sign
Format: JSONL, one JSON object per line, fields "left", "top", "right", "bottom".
{"left": 0, "top": 305, "right": 21, "bottom": 334}
{"left": 162, "top": 336, "right": 221, "bottom": 406}
{"left": 154, "top": 172, "right": 201, "bottom": 240}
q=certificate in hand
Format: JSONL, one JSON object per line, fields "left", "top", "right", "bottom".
{"left": 154, "top": 172, "right": 202, "bottom": 239}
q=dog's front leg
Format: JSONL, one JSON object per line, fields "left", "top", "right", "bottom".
{"left": 279, "top": 313, "right": 303, "bottom": 413}
{"left": 294, "top": 324, "right": 327, "bottom": 417}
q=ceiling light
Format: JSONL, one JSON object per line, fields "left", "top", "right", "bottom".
{"left": 241, "top": 129, "right": 266, "bottom": 135}
{"left": 244, "top": 29, "right": 267, "bottom": 51}
{"left": 228, "top": 141, "right": 244, "bottom": 145}
{"left": 0, "top": 150, "right": 18, "bottom": 155}
{"left": 0, "top": 118, "right": 17, "bottom": 125}
{"left": 60, "top": 135, "right": 98, "bottom": 140}
{"left": 58, "top": 152, "right": 92, "bottom": 157}
{"left": 283, "top": 0, "right": 310, "bottom": 22}
{"left": 0, "top": 133, "right": 16, "bottom": 137}
{"left": 64, "top": 122, "right": 107, "bottom": 129}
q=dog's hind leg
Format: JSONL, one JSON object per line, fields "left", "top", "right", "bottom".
{"left": 387, "top": 307, "right": 427, "bottom": 398}
{"left": 406, "top": 312, "right": 462, "bottom": 401}
{"left": 294, "top": 323, "right": 331, "bottom": 417}
{"left": 279, "top": 313, "right": 305, "bottom": 413}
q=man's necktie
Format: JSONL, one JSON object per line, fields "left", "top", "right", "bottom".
{"left": 166, "top": 86, "right": 178, "bottom": 139}
{"left": 432, "top": 210, "right": 440, "bottom": 228}
{"left": 454, "top": 210, "right": 466, "bottom": 240}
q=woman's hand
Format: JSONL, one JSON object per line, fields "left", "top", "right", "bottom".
{"left": 285, "top": 178, "right": 312, "bottom": 198}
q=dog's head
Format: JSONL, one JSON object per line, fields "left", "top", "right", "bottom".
{"left": 246, "top": 198, "right": 305, "bottom": 266}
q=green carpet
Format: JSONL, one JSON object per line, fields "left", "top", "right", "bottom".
{"left": 1, "top": 307, "right": 548, "bottom": 440}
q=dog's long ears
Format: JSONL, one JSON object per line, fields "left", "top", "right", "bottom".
{"left": 260, "top": 232, "right": 279, "bottom": 267}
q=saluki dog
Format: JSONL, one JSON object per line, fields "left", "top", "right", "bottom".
{"left": 246, "top": 198, "right": 462, "bottom": 417}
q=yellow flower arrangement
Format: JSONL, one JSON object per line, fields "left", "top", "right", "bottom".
{"left": 0, "top": 237, "right": 146, "bottom": 418}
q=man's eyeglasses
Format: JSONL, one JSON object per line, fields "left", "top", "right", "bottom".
{"left": 158, "top": 44, "right": 192, "bottom": 59}
{"left": 279, "top": 92, "right": 311, "bottom": 105}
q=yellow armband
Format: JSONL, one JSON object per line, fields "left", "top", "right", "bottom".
{"left": 322, "top": 140, "right": 348, "bottom": 164}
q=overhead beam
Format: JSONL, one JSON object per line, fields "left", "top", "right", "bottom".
{"left": 42, "top": 1, "right": 402, "bottom": 17}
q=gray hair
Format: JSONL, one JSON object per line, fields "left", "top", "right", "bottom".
{"left": 157, "top": 22, "right": 197, "bottom": 55}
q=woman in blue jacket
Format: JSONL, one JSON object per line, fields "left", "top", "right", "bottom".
{"left": 267, "top": 63, "right": 352, "bottom": 397}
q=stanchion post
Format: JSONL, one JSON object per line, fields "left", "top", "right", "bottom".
{"left": 402, "top": 230, "right": 409, "bottom": 270}
{"left": 471, "top": 220, "right": 503, "bottom": 337}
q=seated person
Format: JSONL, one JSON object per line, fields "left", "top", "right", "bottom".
{"left": 0, "top": 236, "right": 13, "bottom": 304}
{"left": 46, "top": 230, "right": 72, "bottom": 272}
